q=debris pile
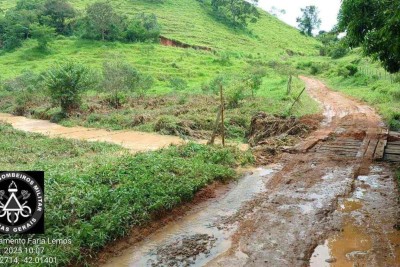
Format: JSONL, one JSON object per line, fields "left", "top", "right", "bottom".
{"left": 247, "top": 112, "right": 321, "bottom": 163}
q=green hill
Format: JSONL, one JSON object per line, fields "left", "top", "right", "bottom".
{"left": 0, "top": 0, "right": 319, "bottom": 85}
{"left": 0, "top": 0, "right": 321, "bottom": 139}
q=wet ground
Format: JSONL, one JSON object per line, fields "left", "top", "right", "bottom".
{"left": 1, "top": 78, "right": 399, "bottom": 266}
{"left": 100, "top": 166, "right": 281, "bottom": 267}
{"left": 0, "top": 113, "right": 248, "bottom": 152}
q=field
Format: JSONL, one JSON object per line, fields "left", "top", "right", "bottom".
{"left": 0, "top": 122, "right": 252, "bottom": 265}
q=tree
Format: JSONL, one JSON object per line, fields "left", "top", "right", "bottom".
{"left": 125, "top": 13, "right": 160, "bottom": 42}
{"left": 83, "top": 1, "right": 124, "bottom": 41}
{"left": 102, "top": 60, "right": 141, "bottom": 108}
{"left": 102, "top": 59, "right": 153, "bottom": 107}
{"left": 0, "top": 0, "right": 42, "bottom": 50}
{"left": 211, "top": 0, "right": 259, "bottom": 27}
{"left": 338, "top": 0, "right": 400, "bottom": 73}
{"left": 31, "top": 23, "right": 55, "bottom": 51}
{"left": 43, "top": 0, "right": 76, "bottom": 35}
{"left": 296, "top": 5, "right": 321, "bottom": 36}
{"left": 44, "top": 62, "right": 93, "bottom": 114}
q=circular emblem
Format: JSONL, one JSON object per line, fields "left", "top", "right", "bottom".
{"left": 0, "top": 172, "right": 44, "bottom": 234}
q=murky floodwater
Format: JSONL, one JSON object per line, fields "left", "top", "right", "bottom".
{"left": 101, "top": 166, "right": 280, "bottom": 267}
{"left": 310, "top": 165, "right": 400, "bottom": 267}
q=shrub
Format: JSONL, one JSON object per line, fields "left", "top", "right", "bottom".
{"left": 346, "top": 64, "right": 358, "bottom": 76}
{"left": 3, "top": 71, "right": 43, "bottom": 115}
{"left": 44, "top": 62, "right": 94, "bottom": 114}
{"left": 169, "top": 77, "right": 188, "bottom": 91}
{"left": 125, "top": 13, "right": 160, "bottom": 43}
{"left": 330, "top": 43, "right": 348, "bottom": 59}
{"left": 390, "top": 88, "right": 400, "bottom": 100}
{"left": 30, "top": 23, "right": 56, "bottom": 51}
{"left": 82, "top": 1, "right": 124, "bottom": 41}
{"left": 310, "top": 64, "right": 321, "bottom": 75}
{"left": 226, "top": 82, "right": 246, "bottom": 108}
{"left": 213, "top": 52, "right": 232, "bottom": 66}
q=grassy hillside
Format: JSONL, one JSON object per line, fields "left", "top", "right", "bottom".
{"left": 0, "top": 0, "right": 319, "bottom": 86}
{"left": 0, "top": 0, "right": 321, "bottom": 141}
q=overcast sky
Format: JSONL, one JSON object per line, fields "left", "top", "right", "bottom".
{"left": 257, "top": 0, "right": 342, "bottom": 32}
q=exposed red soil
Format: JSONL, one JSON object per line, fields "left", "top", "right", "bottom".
{"left": 160, "top": 35, "right": 213, "bottom": 51}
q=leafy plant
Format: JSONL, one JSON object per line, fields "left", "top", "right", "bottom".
{"left": 125, "top": 13, "right": 161, "bottom": 42}
{"left": 44, "top": 61, "right": 94, "bottom": 114}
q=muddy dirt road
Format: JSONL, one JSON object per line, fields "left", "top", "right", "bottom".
{"left": 100, "top": 77, "right": 400, "bottom": 267}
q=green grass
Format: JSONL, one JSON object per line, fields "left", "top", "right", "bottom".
{"left": 0, "top": 74, "right": 320, "bottom": 142}
{"left": 0, "top": 122, "right": 252, "bottom": 266}
{"left": 0, "top": 0, "right": 322, "bottom": 139}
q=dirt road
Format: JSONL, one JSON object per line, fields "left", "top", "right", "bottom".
{"left": 208, "top": 77, "right": 400, "bottom": 267}
{"left": 100, "top": 77, "right": 400, "bottom": 267}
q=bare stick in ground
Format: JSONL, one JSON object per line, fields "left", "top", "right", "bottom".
{"left": 288, "top": 87, "right": 306, "bottom": 114}
{"left": 208, "top": 108, "right": 221, "bottom": 145}
{"left": 220, "top": 84, "right": 225, "bottom": 147}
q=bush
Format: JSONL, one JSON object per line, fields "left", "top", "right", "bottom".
{"left": 213, "top": 52, "right": 232, "bottom": 66}
{"left": 346, "top": 64, "right": 358, "bottom": 76}
{"left": 44, "top": 62, "right": 94, "bottom": 114}
{"left": 125, "top": 13, "right": 160, "bottom": 42}
{"left": 226, "top": 82, "right": 246, "bottom": 108}
{"left": 310, "top": 64, "right": 321, "bottom": 75}
{"left": 390, "top": 88, "right": 400, "bottom": 100}
{"left": 82, "top": 1, "right": 124, "bottom": 41}
{"left": 330, "top": 43, "right": 348, "bottom": 59}
{"left": 169, "top": 77, "right": 188, "bottom": 91}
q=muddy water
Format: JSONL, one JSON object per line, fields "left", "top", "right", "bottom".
{"left": 0, "top": 113, "right": 249, "bottom": 152}
{"left": 0, "top": 113, "right": 186, "bottom": 152}
{"left": 101, "top": 166, "right": 280, "bottom": 267}
{"left": 310, "top": 165, "right": 400, "bottom": 267}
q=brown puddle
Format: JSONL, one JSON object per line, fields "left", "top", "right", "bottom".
{"left": 310, "top": 165, "right": 400, "bottom": 267}
{"left": 0, "top": 113, "right": 249, "bottom": 153}
{"left": 338, "top": 199, "right": 363, "bottom": 213}
{"left": 310, "top": 218, "right": 372, "bottom": 267}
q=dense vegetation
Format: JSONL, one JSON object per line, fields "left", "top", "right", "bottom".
{"left": 0, "top": 122, "right": 252, "bottom": 265}
{"left": 0, "top": 0, "right": 161, "bottom": 51}
{"left": 338, "top": 0, "right": 400, "bottom": 73}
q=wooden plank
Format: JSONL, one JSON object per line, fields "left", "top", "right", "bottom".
{"left": 389, "top": 131, "right": 400, "bottom": 137}
{"left": 319, "top": 147, "right": 358, "bottom": 153}
{"left": 385, "top": 149, "right": 400, "bottom": 155}
{"left": 374, "top": 139, "right": 387, "bottom": 160}
{"left": 324, "top": 145, "right": 361, "bottom": 149}
{"left": 388, "top": 141, "right": 400, "bottom": 145}
{"left": 385, "top": 154, "right": 400, "bottom": 162}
